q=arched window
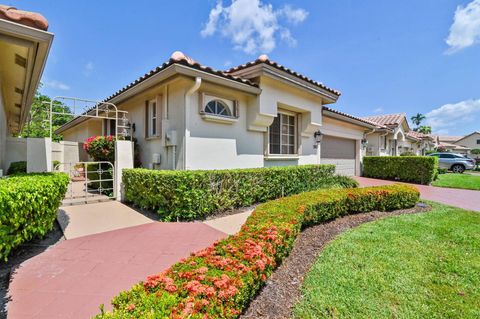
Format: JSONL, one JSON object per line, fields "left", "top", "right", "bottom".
{"left": 204, "top": 100, "right": 232, "bottom": 117}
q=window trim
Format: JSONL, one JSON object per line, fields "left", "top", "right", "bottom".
{"left": 145, "top": 97, "right": 162, "bottom": 139}
{"left": 267, "top": 110, "right": 298, "bottom": 157}
{"left": 199, "top": 92, "right": 239, "bottom": 122}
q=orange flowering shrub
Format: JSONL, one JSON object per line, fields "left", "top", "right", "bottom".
{"left": 96, "top": 184, "right": 419, "bottom": 318}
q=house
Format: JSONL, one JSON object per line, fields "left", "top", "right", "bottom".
{"left": 0, "top": 5, "right": 53, "bottom": 175}
{"left": 57, "top": 51, "right": 379, "bottom": 176}
{"left": 433, "top": 131, "right": 480, "bottom": 157}
{"left": 360, "top": 113, "right": 435, "bottom": 156}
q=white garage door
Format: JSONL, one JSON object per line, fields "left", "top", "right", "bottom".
{"left": 321, "top": 135, "right": 356, "bottom": 176}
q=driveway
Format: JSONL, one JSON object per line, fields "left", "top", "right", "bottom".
{"left": 7, "top": 221, "right": 227, "bottom": 319}
{"left": 354, "top": 177, "right": 480, "bottom": 212}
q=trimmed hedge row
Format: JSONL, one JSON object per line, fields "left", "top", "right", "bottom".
{"left": 363, "top": 156, "right": 438, "bottom": 185}
{"left": 0, "top": 173, "right": 70, "bottom": 260}
{"left": 96, "top": 184, "right": 420, "bottom": 318}
{"left": 122, "top": 165, "right": 358, "bottom": 221}
{"left": 7, "top": 161, "right": 27, "bottom": 175}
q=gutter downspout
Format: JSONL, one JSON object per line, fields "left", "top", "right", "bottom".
{"left": 183, "top": 77, "right": 202, "bottom": 170}
{"left": 379, "top": 130, "right": 389, "bottom": 155}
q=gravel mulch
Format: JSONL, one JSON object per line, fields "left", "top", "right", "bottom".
{"left": 240, "top": 203, "right": 431, "bottom": 319}
{"left": 0, "top": 221, "right": 65, "bottom": 319}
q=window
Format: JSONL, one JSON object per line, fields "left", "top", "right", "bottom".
{"left": 103, "top": 119, "right": 116, "bottom": 136}
{"left": 204, "top": 100, "right": 232, "bottom": 117}
{"left": 269, "top": 112, "right": 296, "bottom": 155}
{"left": 439, "top": 153, "right": 454, "bottom": 158}
{"left": 477, "top": 139, "right": 480, "bottom": 145}
{"left": 145, "top": 99, "right": 159, "bottom": 138}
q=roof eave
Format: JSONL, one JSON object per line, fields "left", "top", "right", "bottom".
{"left": 323, "top": 109, "right": 378, "bottom": 129}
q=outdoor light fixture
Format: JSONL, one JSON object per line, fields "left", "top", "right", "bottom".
{"left": 314, "top": 130, "right": 323, "bottom": 143}
{"left": 361, "top": 138, "right": 368, "bottom": 148}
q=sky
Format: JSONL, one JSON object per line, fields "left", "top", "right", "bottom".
{"left": 9, "top": 0, "right": 480, "bottom": 135}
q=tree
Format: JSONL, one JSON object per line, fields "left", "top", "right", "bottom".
{"left": 471, "top": 149, "right": 480, "bottom": 155}
{"left": 20, "top": 87, "right": 73, "bottom": 141}
{"left": 411, "top": 113, "right": 426, "bottom": 127}
{"left": 418, "top": 126, "right": 432, "bottom": 134}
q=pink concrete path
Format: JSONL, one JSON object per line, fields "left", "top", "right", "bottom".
{"left": 7, "top": 222, "right": 227, "bottom": 319}
{"left": 354, "top": 176, "right": 480, "bottom": 212}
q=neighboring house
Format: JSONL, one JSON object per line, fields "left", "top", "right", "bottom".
{"left": 433, "top": 132, "right": 480, "bottom": 157}
{"left": 57, "top": 51, "right": 378, "bottom": 176}
{"left": 0, "top": 5, "right": 53, "bottom": 174}
{"left": 360, "top": 113, "right": 435, "bottom": 156}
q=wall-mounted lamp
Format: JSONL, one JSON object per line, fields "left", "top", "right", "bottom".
{"left": 314, "top": 130, "right": 323, "bottom": 143}
{"left": 361, "top": 138, "right": 368, "bottom": 149}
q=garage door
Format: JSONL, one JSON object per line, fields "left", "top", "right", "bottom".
{"left": 321, "top": 135, "right": 356, "bottom": 176}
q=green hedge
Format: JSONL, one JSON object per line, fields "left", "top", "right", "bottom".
{"left": 96, "top": 184, "right": 420, "bottom": 318}
{"left": 7, "top": 161, "right": 27, "bottom": 175}
{"left": 0, "top": 173, "right": 70, "bottom": 260}
{"left": 363, "top": 156, "right": 438, "bottom": 185}
{"left": 122, "top": 165, "right": 359, "bottom": 221}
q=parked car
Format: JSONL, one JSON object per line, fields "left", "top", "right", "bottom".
{"left": 428, "top": 152, "right": 476, "bottom": 173}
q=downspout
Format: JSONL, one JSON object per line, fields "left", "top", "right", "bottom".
{"left": 183, "top": 77, "right": 202, "bottom": 170}
{"left": 379, "top": 130, "right": 389, "bottom": 155}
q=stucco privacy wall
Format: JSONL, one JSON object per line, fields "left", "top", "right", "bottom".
{"left": 4, "top": 137, "right": 27, "bottom": 171}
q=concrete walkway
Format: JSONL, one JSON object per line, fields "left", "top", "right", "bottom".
{"left": 57, "top": 201, "right": 154, "bottom": 239}
{"left": 354, "top": 176, "right": 480, "bottom": 212}
{"left": 204, "top": 210, "right": 253, "bottom": 235}
{"left": 7, "top": 222, "right": 227, "bottom": 319}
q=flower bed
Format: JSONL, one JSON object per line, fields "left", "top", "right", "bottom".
{"left": 122, "top": 165, "right": 358, "bottom": 221}
{"left": 0, "top": 173, "right": 70, "bottom": 260}
{"left": 96, "top": 184, "right": 419, "bottom": 318}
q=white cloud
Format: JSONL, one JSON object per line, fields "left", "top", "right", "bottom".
{"left": 445, "top": 0, "right": 480, "bottom": 54}
{"left": 83, "top": 61, "right": 94, "bottom": 76}
{"left": 425, "top": 98, "right": 480, "bottom": 134}
{"left": 201, "top": 0, "right": 308, "bottom": 54}
{"left": 44, "top": 80, "right": 70, "bottom": 91}
{"left": 373, "top": 107, "right": 383, "bottom": 113}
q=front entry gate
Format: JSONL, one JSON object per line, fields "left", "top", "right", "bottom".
{"left": 55, "top": 161, "right": 115, "bottom": 205}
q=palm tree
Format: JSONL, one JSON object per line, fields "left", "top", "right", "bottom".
{"left": 418, "top": 125, "right": 432, "bottom": 134}
{"left": 411, "top": 113, "right": 426, "bottom": 127}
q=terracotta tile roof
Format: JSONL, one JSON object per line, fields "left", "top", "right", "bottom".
{"left": 225, "top": 54, "right": 341, "bottom": 96}
{"left": 437, "top": 135, "right": 464, "bottom": 142}
{"left": 406, "top": 130, "right": 432, "bottom": 140}
{"left": 0, "top": 5, "right": 48, "bottom": 31}
{"left": 323, "top": 106, "right": 387, "bottom": 128}
{"left": 361, "top": 113, "right": 406, "bottom": 127}
{"left": 104, "top": 51, "right": 257, "bottom": 102}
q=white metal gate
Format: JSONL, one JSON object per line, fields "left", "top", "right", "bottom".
{"left": 54, "top": 161, "right": 115, "bottom": 205}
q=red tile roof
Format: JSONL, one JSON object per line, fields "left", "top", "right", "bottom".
{"left": 0, "top": 5, "right": 48, "bottom": 31}
{"left": 323, "top": 106, "right": 387, "bottom": 128}
{"left": 361, "top": 113, "right": 406, "bottom": 127}
{"left": 104, "top": 51, "right": 257, "bottom": 102}
{"left": 225, "top": 54, "right": 341, "bottom": 96}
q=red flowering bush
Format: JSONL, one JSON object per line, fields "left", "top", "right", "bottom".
{"left": 96, "top": 184, "right": 419, "bottom": 318}
{"left": 83, "top": 135, "right": 116, "bottom": 162}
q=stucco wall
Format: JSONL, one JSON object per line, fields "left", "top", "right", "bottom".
{"left": 0, "top": 89, "right": 6, "bottom": 173}
{"left": 186, "top": 78, "right": 321, "bottom": 170}
{"left": 62, "top": 119, "right": 102, "bottom": 142}
{"left": 456, "top": 133, "right": 480, "bottom": 151}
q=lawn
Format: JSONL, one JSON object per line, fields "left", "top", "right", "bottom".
{"left": 293, "top": 202, "right": 480, "bottom": 319}
{"left": 432, "top": 173, "right": 480, "bottom": 191}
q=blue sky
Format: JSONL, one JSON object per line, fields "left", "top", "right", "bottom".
{"left": 10, "top": 0, "right": 480, "bottom": 135}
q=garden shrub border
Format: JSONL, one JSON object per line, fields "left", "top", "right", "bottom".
{"left": 96, "top": 184, "right": 420, "bottom": 318}
{"left": 122, "top": 165, "right": 358, "bottom": 221}
{"left": 363, "top": 156, "right": 438, "bottom": 185}
{"left": 0, "top": 173, "right": 70, "bottom": 260}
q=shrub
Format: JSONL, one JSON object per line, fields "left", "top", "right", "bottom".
{"left": 96, "top": 184, "right": 420, "bottom": 318}
{"left": 7, "top": 161, "right": 27, "bottom": 175}
{"left": 363, "top": 156, "right": 438, "bottom": 185}
{"left": 122, "top": 165, "right": 359, "bottom": 221}
{"left": 0, "top": 173, "right": 70, "bottom": 260}
{"left": 84, "top": 135, "right": 116, "bottom": 162}
{"left": 400, "top": 151, "right": 416, "bottom": 156}
{"left": 437, "top": 168, "right": 448, "bottom": 175}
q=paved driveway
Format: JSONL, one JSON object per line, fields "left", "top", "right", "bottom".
{"left": 354, "top": 177, "right": 480, "bottom": 212}
{"left": 7, "top": 222, "right": 227, "bottom": 319}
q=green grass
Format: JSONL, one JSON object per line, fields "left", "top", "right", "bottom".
{"left": 432, "top": 173, "right": 480, "bottom": 190}
{"left": 293, "top": 202, "right": 480, "bottom": 319}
